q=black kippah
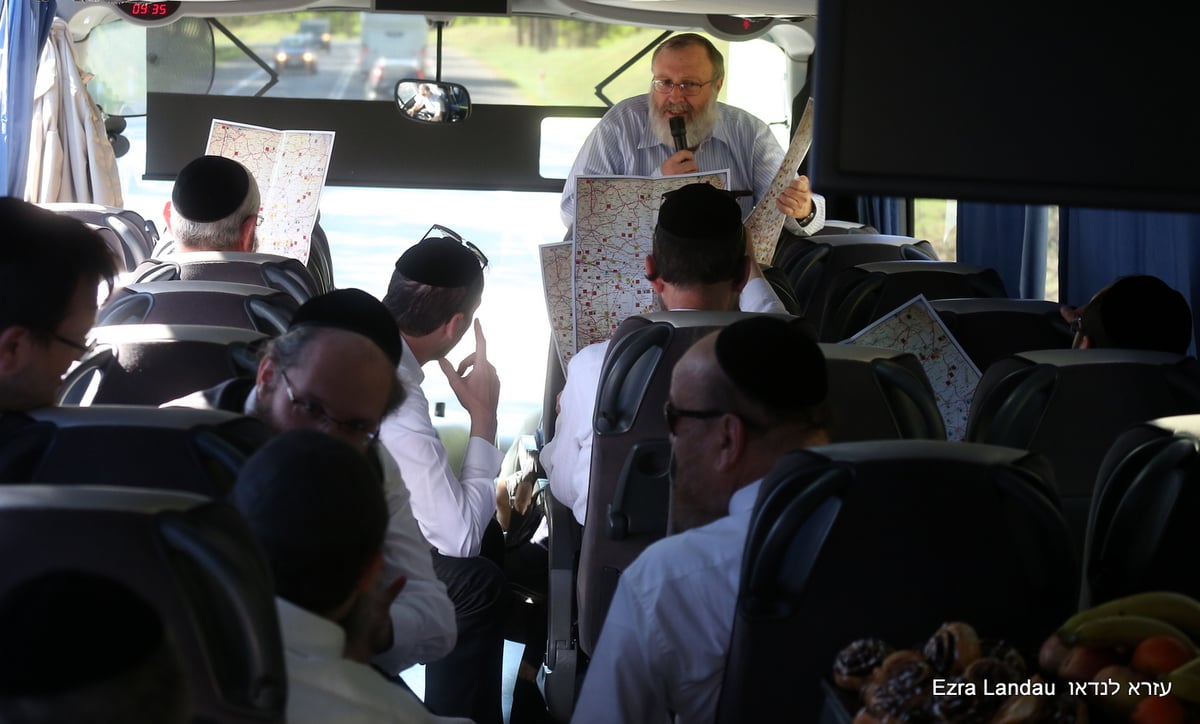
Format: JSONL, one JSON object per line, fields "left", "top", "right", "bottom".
{"left": 656, "top": 182, "right": 742, "bottom": 244}
{"left": 0, "top": 570, "right": 164, "bottom": 696}
{"left": 394, "top": 237, "right": 484, "bottom": 288}
{"left": 289, "top": 288, "right": 404, "bottom": 367}
{"left": 171, "top": 155, "right": 253, "bottom": 223}
{"left": 714, "top": 316, "right": 827, "bottom": 408}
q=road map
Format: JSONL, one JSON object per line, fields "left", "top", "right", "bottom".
{"left": 745, "top": 97, "right": 815, "bottom": 265}
{"left": 570, "top": 170, "right": 729, "bottom": 354}
{"left": 205, "top": 119, "right": 335, "bottom": 264}
{"left": 845, "top": 294, "right": 981, "bottom": 440}
{"left": 539, "top": 241, "right": 575, "bottom": 371}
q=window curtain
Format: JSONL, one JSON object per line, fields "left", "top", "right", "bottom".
{"left": 856, "top": 195, "right": 903, "bottom": 235}
{"left": 957, "top": 202, "right": 1047, "bottom": 299}
{"left": 1060, "top": 207, "right": 1200, "bottom": 354}
{"left": 1, "top": 0, "right": 56, "bottom": 196}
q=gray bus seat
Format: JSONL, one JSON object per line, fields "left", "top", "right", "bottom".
{"left": 931, "top": 297, "right": 1073, "bottom": 372}
{"left": 1084, "top": 414, "right": 1200, "bottom": 607}
{"left": 58, "top": 324, "right": 266, "bottom": 407}
{"left": 965, "top": 349, "right": 1200, "bottom": 559}
{"left": 98, "top": 280, "right": 298, "bottom": 336}
{"left": 39, "top": 202, "right": 156, "bottom": 266}
{"left": 0, "top": 485, "right": 285, "bottom": 723}
{"left": 130, "top": 251, "right": 321, "bottom": 305}
{"left": 773, "top": 233, "right": 937, "bottom": 328}
{"left": 0, "top": 406, "right": 273, "bottom": 497}
{"left": 715, "top": 440, "right": 1075, "bottom": 723}
{"left": 820, "top": 260, "right": 1008, "bottom": 343}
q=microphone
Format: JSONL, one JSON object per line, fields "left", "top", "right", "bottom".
{"left": 670, "top": 116, "right": 687, "bottom": 152}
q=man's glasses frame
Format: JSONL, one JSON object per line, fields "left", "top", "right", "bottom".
{"left": 663, "top": 400, "right": 727, "bottom": 434}
{"left": 422, "top": 223, "right": 489, "bottom": 268}
{"left": 280, "top": 369, "right": 380, "bottom": 445}
{"left": 651, "top": 78, "right": 716, "bottom": 97}
{"left": 49, "top": 332, "right": 94, "bottom": 356}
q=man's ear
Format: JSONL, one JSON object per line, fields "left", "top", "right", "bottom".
{"left": 733, "top": 255, "right": 752, "bottom": 293}
{"left": 162, "top": 201, "right": 173, "bottom": 233}
{"left": 1078, "top": 335, "right": 1093, "bottom": 350}
{"left": 443, "top": 311, "right": 468, "bottom": 345}
{"left": 355, "top": 551, "right": 385, "bottom": 594}
{"left": 238, "top": 216, "right": 257, "bottom": 252}
{"left": 256, "top": 355, "right": 276, "bottom": 389}
{"left": 0, "top": 327, "right": 29, "bottom": 375}
{"left": 645, "top": 256, "right": 666, "bottom": 295}
{"left": 713, "top": 412, "right": 748, "bottom": 472}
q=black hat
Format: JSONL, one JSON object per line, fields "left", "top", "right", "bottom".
{"left": 656, "top": 182, "right": 743, "bottom": 245}
{"left": 1087, "top": 275, "right": 1193, "bottom": 354}
{"left": 171, "top": 155, "right": 254, "bottom": 223}
{"left": 289, "top": 288, "right": 404, "bottom": 367}
{"left": 0, "top": 570, "right": 165, "bottom": 696}
{"left": 232, "top": 429, "right": 386, "bottom": 612}
{"left": 394, "top": 237, "right": 484, "bottom": 288}
{"left": 714, "top": 316, "right": 826, "bottom": 408}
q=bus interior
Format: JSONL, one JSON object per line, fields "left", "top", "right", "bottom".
{"left": 4, "top": 0, "right": 1200, "bottom": 721}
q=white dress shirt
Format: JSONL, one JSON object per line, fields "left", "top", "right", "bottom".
{"left": 371, "top": 448, "right": 457, "bottom": 672}
{"left": 560, "top": 94, "right": 825, "bottom": 234}
{"left": 540, "top": 278, "right": 786, "bottom": 525}
{"left": 379, "top": 339, "right": 504, "bottom": 558}
{"left": 570, "top": 480, "right": 763, "bottom": 724}
{"left": 277, "top": 598, "right": 474, "bottom": 724}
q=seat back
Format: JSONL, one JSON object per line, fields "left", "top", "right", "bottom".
{"left": 819, "top": 343, "right": 946, "bottom": 441}
{"left": 966, "top": 349, "right": 1200, "bottom": 556}
{"left": 130, "top": 252, "right": 321, "bottom": 305}
{"left": 0, "top": 406, "right": 273, "bottom": 497}
{"left": 1084, "top": 414, "right": 1200, "bottom": 606}
{"left": 0, "top": 485, "right": 286, "bottom": 723}
{"left": 773, "top": 234, "right": 937, "bottom": 329}
{"left": 98, "top": 280, "right": 298, "bottom": 335}
{"left": 931, "top": 297, "right": 1073, "bottom": 371}
{"left": 59, "top": 324, "right": 266, "bottom": 406}
{"left": 821, "top": 260, "right": 1008, "bottom": 342}
{"left": 306, "top": 221, "right": 336, "bottom": 293}
{"left": 579, "top": 311, "right": 803, "bottom": 656}
{"left": 715, "top": 440, "right": 1075, "bottom": 723}
{"left": 40, "top": 202, "right": 156, "bottom": 266}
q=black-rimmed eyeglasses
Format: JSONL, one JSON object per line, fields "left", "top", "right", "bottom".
{"left": 422, "top": 224, "right": 488, "bottom": 268}
{"left": 49, "top": 333, "right": 94, "bottom": 356}
{"left": 280, "top": 369, "right": 380, "bottom": 446}
{"left": 651, "top": 79, "right": 716, "bottom": 97}
{"left": 663, "top": 400, "right": 726, "bottom": 434}
{"left": 1069, "top": 315, "right": 1084, "bottom": 335}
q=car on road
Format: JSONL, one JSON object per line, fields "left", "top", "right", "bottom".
{"left": 298, "top": 18, "right": 331, "bottom": 51}
{"left": 274, "top": 34, "right": 318, "bottom": 74}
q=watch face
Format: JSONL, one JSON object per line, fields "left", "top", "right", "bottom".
{"left": 114, "top": 1, "right": 182, "bottom": 22}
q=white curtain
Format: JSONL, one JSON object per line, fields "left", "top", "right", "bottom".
{"left": 24, "top": 16, "right": 122, "bottom": 205}
{"left": 1, "top": 0, "right": 56, "bottom": 196}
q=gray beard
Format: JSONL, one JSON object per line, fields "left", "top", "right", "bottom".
{"left": 648, "top": 92, "right": 719, "bottom": 151}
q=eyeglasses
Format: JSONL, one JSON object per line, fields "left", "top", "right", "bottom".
{"left": 422, "top": 224, "right": 488, "bottom": 268}
{"left": 663, "top": 400, "right": 726, "bottom": 434}
{"left": 651, "top": 78, "right": 716, "bottom": 96}
{"left": 1069, "top": 314, "right": 1084, "bottom": 335}
{"left": 280, "top": 369, "right": 380, "bottom": 446}
{"left": 246, "top": 214, "right": 264, "bottom": 227}
{"left": 49, "top": 333, "right": 94, "bottom": 356}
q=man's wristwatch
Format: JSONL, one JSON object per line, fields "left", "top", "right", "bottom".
{"left": 798, "top": 205, "right": 817, "bottom": 226}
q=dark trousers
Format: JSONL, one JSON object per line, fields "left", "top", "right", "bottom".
{"left": 425, "top": 546, "right": 511, "bottom": 724}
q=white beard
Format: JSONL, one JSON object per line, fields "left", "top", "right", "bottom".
{"left": 648, "top": 89, "right": 719, "bottom": 150}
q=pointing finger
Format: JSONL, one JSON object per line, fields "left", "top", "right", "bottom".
{"left": 474, "top": 318, "right": 488, "bottom": 361}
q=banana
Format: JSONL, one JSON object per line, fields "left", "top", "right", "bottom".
{"left": 1058, "top": 591, "right": 1200, "bottom": 643}
{"left": 1165, "top": 656, "right": 1200, "bottom": 703}
{"left": 1059, "top": 614, "right": 1198, "bottom": 654}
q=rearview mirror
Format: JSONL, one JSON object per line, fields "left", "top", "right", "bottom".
{"left": 394, "top": 80, "right": 471, "bottom": 124}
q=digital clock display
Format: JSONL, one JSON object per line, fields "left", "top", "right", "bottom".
{"left": 114, "top": 1, "right": 182, "bottom": 21}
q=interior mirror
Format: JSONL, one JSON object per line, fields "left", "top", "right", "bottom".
{"left": 394, "top": 80, "right": 471, "bottom": 123}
